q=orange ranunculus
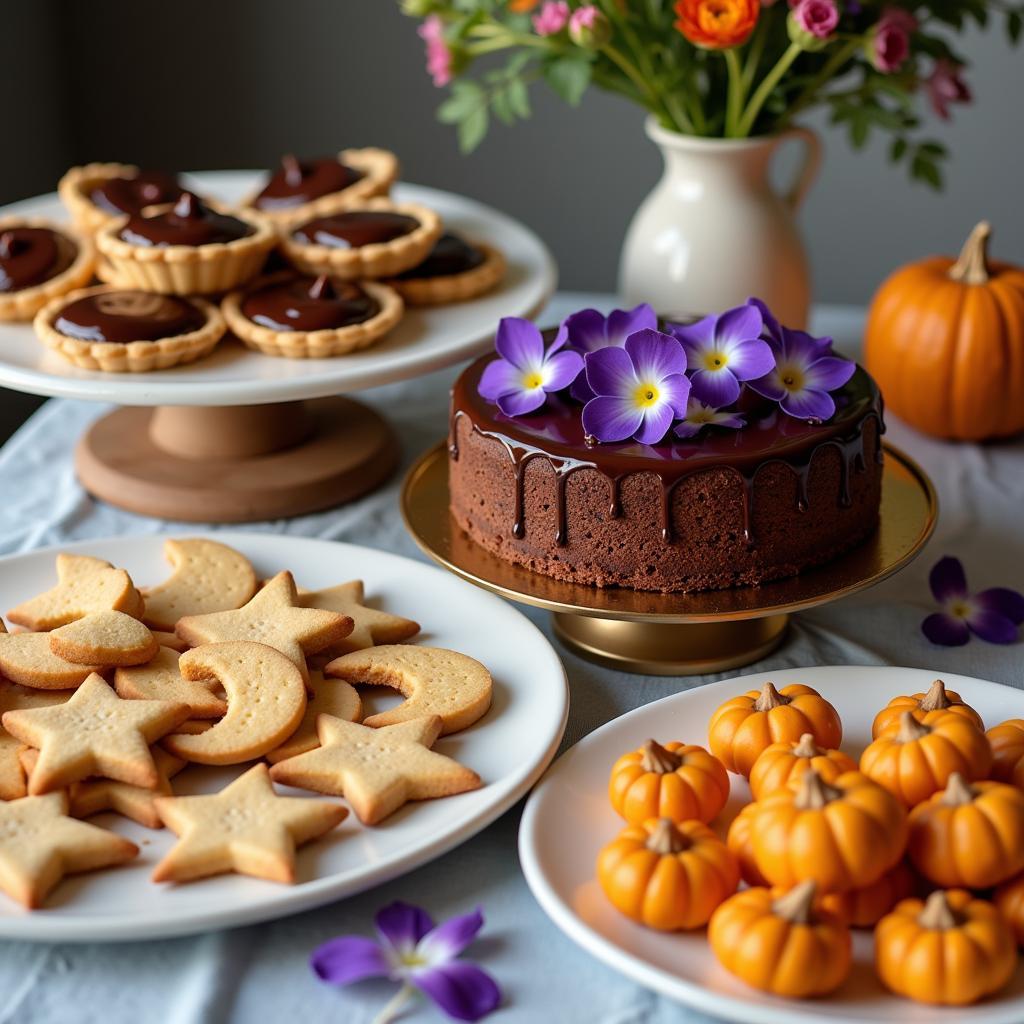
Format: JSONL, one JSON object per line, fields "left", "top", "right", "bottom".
{"left": 674, "top": 0, "right": 759, "bottom": 48}
{"left": 509, "top": 0, "right": 540, "bottom": 11}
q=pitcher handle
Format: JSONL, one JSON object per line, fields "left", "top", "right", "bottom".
{"left": 777, "top": 127, "right": 822, "bottom": 210}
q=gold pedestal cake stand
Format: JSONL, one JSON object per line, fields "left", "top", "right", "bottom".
{"left": 402, "top": 441, "right": 937, "bottom": 676}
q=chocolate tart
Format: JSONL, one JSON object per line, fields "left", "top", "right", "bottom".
{"left": 58, "top": 163, "right": 187, "bottom": 236}
{"left": 222, "top": 270, "right": 403, "bottom": 358}
{"left": 279, "top": 198, "right": 442, "bottom": 281}
{"left": 243, "top": 149, "right": 399, "bottom": 228}
{"left": 0, "top": 218, "right": 96, "bottom": 322}
{"left": 34, "top": 285, "right": 225, "bottom": 372}
{"left": 386, "top": 234, "right": 505, "bottom": 306}
{"left": 95, "top": 193, "right": 276, "bottom": 295}
{"left": 449, "top": 350, "right": 885, "bottom": 594}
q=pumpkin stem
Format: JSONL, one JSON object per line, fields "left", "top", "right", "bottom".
{"left": 918, "top": 890, "right": 960, "bottom": 930}
{"left": 949, "top": 221, "right": 992, "bottom": 286}
{"left": 640, "top": 739, "right": 682, "bottom": 774}
{"left": 794, "top": 769, "right": 842, "bottom": 809}
{"left": 772, "top": 880, "right": 817, "bottom": 925}
{"left": 896, "top": 710, "right": 930, "bottom": 744}
{"left": 753, "top": 682, "right": 790, "bottom": 712}
{"left": 646, "top": 818, "right": 691, "bottom": 855}
{"left": 792, "top": 733, "right": 821, "bottom": 759}
{"left": 940, "top": 772, "right": 977, "bottom": 806}
{"left": 918, "top": 679, "right": 953, "bottom": 713}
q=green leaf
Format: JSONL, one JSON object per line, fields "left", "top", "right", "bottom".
{"left": 1009, "top": 9, "right": 1023, "bottom": 43}
{"left": 891, "top": 137, "right": 908, "bottom": 162}
{"left": 437, "top": 81, "right": 485, "bottom": 124}
{"left": 507, "top": 78, "right": 531, "bottom": 119}
{"left": 911, "top": 154, "right": 943, "bottom": 190}
{"left": 491, "top": 87, "right": 515, "bottom": 125}
{"left": 545, "top": 55, "right": 592, "bottom": 107}
{"left": 458, "top": 104, "right": 489, "bottom": 153}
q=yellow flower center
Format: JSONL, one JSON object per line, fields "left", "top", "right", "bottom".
{"left": 779, "top": 365, "right": 806, "bottom": 393}
{"left": 702, "top": 350, "right": 728, "bottom": 372}
{"left": 522, "top": 370, "right": 544, "bottom": 390}
{"left": 949, "top": 600, "right": 970, "bottom": 619}
{"left": 634, "top": 382, "right": 660, "bottom": 408}
{"left": 691, "top": 408, "right": 713, "bottom": 424}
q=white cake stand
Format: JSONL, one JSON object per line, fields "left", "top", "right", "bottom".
{"left": 0, "top": 171, "right": 556, "bottom": 521}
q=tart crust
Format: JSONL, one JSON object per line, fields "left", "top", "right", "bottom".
{"left": 279, "top": 198, "right": 442, "bottom": 281}
{"left": 33, "top": 285, "right": 226, "bottom": 373}
{"left": 0, "top": 218, "right": 96, "bottom": 322}
{"left": 386, "top": 242, "right": 506, "bottom": 307}
{"left": 58, "top": 163, "right": 145, "bottom": 236}
{"left": 241, "top": 148, "right": 399, "bottom": 228}
{"left": 222, "top": 272, "right": 404, "bottom": 358}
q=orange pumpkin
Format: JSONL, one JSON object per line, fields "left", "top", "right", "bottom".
{"left": 865, "top": 221, "right": 1024, "bottom": 441}
{"left": 596, "top": 817, "right": 739, "bottom": 930}
{"left": 708, "top": 682, "right": 842, "bottom": 777}
{"left": 725, "top": 801, "right": 769, "bottom": 887}
{"left": 608, "top": 739, "right": 729, "bottom": 825}
{"left": 994, "top": 871, "right": 1024, "bottom": 947}
{"left": 747, "top": 732, "right": 856, "bottom": 801}
{"left": 987, "top": 718, "right": 1024, "bottom": 788}
{"left": 751, "top": 769, "right": 907, "bottom": 893}
{"left": 708, "top": 881, "right": 852, "bottom": 998}
{"left": 875, "top": 889, "right": 1016, "bottom": 1005}
{"left": 860, "top": 710, "right": 992, "bottom": 806}
{"left": 821, "top": 860, "right": 917, "bottom": 928}
{"left": 907, "top": 772, "right": 1024, "bottom": 888}
{"left": 871, "top": 678, "right": 983, "bottom": 739}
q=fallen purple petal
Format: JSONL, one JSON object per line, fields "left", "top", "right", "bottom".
{"left": 929, "top": 555, "right": 968, "bottom": 604}
{"left": 921, "top": 611, "right": 971, "bottom": 646}
{"left": 376, "top": 901, "right": 435, "bottom": 952}
{"left": 310, "top": 936, "right": 391, "bottom": 985}
{"left": 412, "top": 962, "right": 501, "bottom": 1023}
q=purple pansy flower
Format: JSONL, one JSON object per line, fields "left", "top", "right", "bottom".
{"left": 478, "top": 317, "right": 582, "bottom": 417}
{"left": 669, "top": 304, "right": 776, "bottom": 408}
{"left": 311, "top": 901, "right": 500, "bottom": 1023}
{"left": 921, "top": 556, "right": 1024, "bottom": 646}
{"left": 674, "top": 397, "right": 745, "bottom": 439}
{"left": 561, "top": 304, "right": 658, "bottom": 401}
{"left": 582, "top": 329, "right": 690, "bottom": 444}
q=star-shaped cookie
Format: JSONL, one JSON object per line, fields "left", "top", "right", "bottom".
{"left": 114, "top": 646, "right": 227, "bottom": 719}
{"left": 0, "top": 792, "right": 138, "bottom": 908}
{"left": 175, "top": 571, "right": 352, "bottom": 680}
{"left": 2, "top": 674, "right": 190, "bottom": 794}
{"left": 266, "top": 670, "right": 361, "bottom": 764}
{"left": 152, "top": 763, "right": 347, "bottom": 884}
{"left": 0, "top": 682, "right": 72, "bottom": 800}
{"left": 300, "top": 581, "right": 419, "bottom": 659}
{"left": 269, "top": 715, "right": 481, "bottom": 825}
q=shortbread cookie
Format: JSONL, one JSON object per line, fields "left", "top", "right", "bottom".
{"left": 266, "top": 671, "right": 361, "bottom": 764}
{"left": 152, "top": 631, "right": 188, "bottom": 653}
{"left": 163, "top": 642, "right": 306, "bottom": 765}
{"left": 269, "top": 715, "right": 481, "bottom": 825}
{"left": 300, "top": 581, "right": 419, "bottom": 659}
{"left": 0, "top": 682, "right": 72, "bottom": 800}
{"left": 2, "top": 673, "right": 189, "bottom": 794}
{"left": 142, "top": 539, "right": 257, "bottom": 631}
{"left": 49, "top": 609, "right": 158, "bottom": 667}
{"left": 114, "top": 646, "right": 227, "bottom": 719}
{"left": 0, "top": 631, "right": 101, "bottom": 689}
{"left": 0, "top": 792, "right": 138, "bottom": 908}
{"left": 152, "top": 763, "right": 346, "bottom": 884}
{"left": 176, "top": 571, "right": 352, "bottom": 681}
{"left": 8, "top": 553, "right": 144, "bottom": 631}
{"left": 326, "top": 646, "right": 492, "bottom": 736}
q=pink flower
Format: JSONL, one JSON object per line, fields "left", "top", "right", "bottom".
{"left": 870, "top": 8, "right": 915, "bottom": 73}
{"left": 792, "top": 0, "right": 838, "bottom": 38}
{"left": 532, "top": 1, "right": 570, "bottom": 35}
{"left": 926, "top": 59, "right": 972, "bottom": 119}
{"left": 569, "top": 5, "right": 611, "bottom": 47}
{"left": 418, "top": 14, "right": 453, "bottom": 88}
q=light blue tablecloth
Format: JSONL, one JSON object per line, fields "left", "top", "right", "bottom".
{"left": 0, "top": 297, "right": 1021, "bottom": 1024}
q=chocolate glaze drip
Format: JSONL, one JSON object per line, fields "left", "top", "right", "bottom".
{"left": 0, "top": 227, "right": 76, "bottom": 292}
{"left": 54, "top": 291, "right": 206, "bottom": 343}
{"left": 119, "top": 193, "right": 254, "bottom": 248}
{"left": 253, "top": 155, "right": 364, "bottom": 211}
{"left": 292, "top": 211, "right": 419, "bottom": 250}
{"left": 241, "top": 274, "right": 379, "bottom": 332}
{"left": 90, "top": 170, "right": 185, "bottom": 215}
{"left": 396, "top": 232, "right": 484, "bottom": 280}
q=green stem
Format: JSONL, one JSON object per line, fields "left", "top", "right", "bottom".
{"left": 601, "top": 43, "right": 680, "bottom": 128}
{"left": 723, "top": 47, "right": 745, "bottom": 137}
{"left": 736, "top": 41, "right": 802, "bottom": 137}
{"left": 466, "top": 32, "right": 551, "bottom": 56}
{"left": 741, "top": 21, "right": 767, "bottom": 95}
{"left": 777, "top": 37, "right": 862, "bottom": 125}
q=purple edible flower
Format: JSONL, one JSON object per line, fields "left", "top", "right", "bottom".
{"left": 921, "top": 556, "right": 1024, "bottom": 646}
{"left": 561, "top": 303, "right": 658, "bottom": 401}
{"left": 582, "top": 329, "right": 690, "bottom": 444}
{"left": 478, "top": 317, "right": 582, "bottom": 417}
{"left": 311, "top": 901, "right": 500, "bottom": 1023}
{"left": 669, "top": 304, "right": 776, "bottom": 408}
{"left": 674, "top": 397, "right": 745, "bottom": 439}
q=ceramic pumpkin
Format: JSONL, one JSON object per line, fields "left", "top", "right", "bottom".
{"left": 596, "top": 817, "right": 739, "bottom": 931}
{"left": 994, "top": 872, "right": 1024, "bottom": 947}
{"left": 907, "top": 772, "right": 1024, "bottom": 888}
{"left": 748, "top": 732, "right": 856, "bottom": 801}
{"left": 708, "top": 880, "right": 852, "bottom": 998}
{"left": 987, "top": 718, "right": 1024, "bottom": 788}
{"left": 860, "top": 710, "right": 992, "bottom": 806}
{"left": 865, "top": 221, "right": 1024, "bottom": 441}
{"left": 875, "top": 889, "right": 1016, "bottom": 1005}
{"left": 608, "top": 739, "right": 729, "bottom": 825}
{"left": 708, "top": 682, "right": 842, "bottom": 777}
{"left": 751, "top": 769, "right": 907, "bottom": 893}
{"left": 871, "top": 678, "right": 983, "bottom": 739}
{"left": 821, "top": 860, "right": 917, "bottom": 928}
{"left": 725, "top": 800, "right": 769, "bottom": 887}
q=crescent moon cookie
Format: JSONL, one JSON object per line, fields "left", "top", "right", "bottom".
{"left": 0, "top": 682, "right": 72, "bottom": 801}
{"left": 162, "top": 642, "right": 307, "bottom": 765}
{"left": 266, "top": 670, "right": 361, "bottom": 764}
{"left": 114, "top": 646, "right": 228, "bottom": 720}
{"left": 325, "top": 645, "right": 492, "bottom": 736}
{"left": 300, "top": 580, "right": 420, "bottom": 660}
{"left": 0, "top": 631, "right": 101, "bottom": 689}
{"left": 48, "top": 610, "right": 158, "bottom": 668}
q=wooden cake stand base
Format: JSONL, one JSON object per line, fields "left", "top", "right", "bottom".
{"left": 76, "top": 398, "right": 398, "bottom": 523}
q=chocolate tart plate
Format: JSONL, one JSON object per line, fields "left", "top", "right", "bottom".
{"left": 401, "top": 442, "right": 936, "bottom": 675}
{"left": 0, "top": 171, "right": 555, "bottom": 522}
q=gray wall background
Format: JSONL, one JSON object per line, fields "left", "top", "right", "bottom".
{"left": 1, "top": 0, "right": 1021, "bottom": 304}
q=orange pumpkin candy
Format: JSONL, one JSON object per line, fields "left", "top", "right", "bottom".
{"left": 865, "top": 221, "right": 1024, "bottom": 441}
{"left": 708, "top": 682, "right": 842, "bottom": 777}
{"left": 747, "top": 732, "right": 856, "bottom": 801}
{"left": 987, "top": 718, "right": 1024, "bottom": 788}
{"left": 725, "top": 801, "right": 769, "bottom": 887}
{"left": 821, "top": 860, "right": 917, "bottom": 928}
{"left": 608, "top": 740, "right": 729, "bottom": 825}
{"left": 871, "top": 678, "right": 983, "bottom": 739}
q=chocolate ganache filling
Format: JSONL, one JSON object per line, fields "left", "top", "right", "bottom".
{"left": 119, "top": 193, "right": 254, "bottom": 248}
{"left": 253, "top": 155, "right": 364, "bottom": 211}
{"left": 90, "top": 170, "right": 185, "bottom": 216}
{"left": 0, "top": 228, "right": 77, "bottom": 292}
{"left": 241, "top": 275, "right": 379, "bottom": 331}
{"left": 397, "top": 232, "right": 485, "bottom": 280}
{"left": 292, "top": 211, "right": 419, "bottom": 250}
{"left": 55, "top": 292, "right": 206, "bottom": 343}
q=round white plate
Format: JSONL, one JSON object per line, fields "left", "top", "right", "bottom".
{"left": 0, "top": 172, "right": 556, "bottom": 405}
{"left": 519, "top": 666, "right": 1024, "bottom": 1024}
{"left": 0, "top": 532, "right": 568, "bottom": 942}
